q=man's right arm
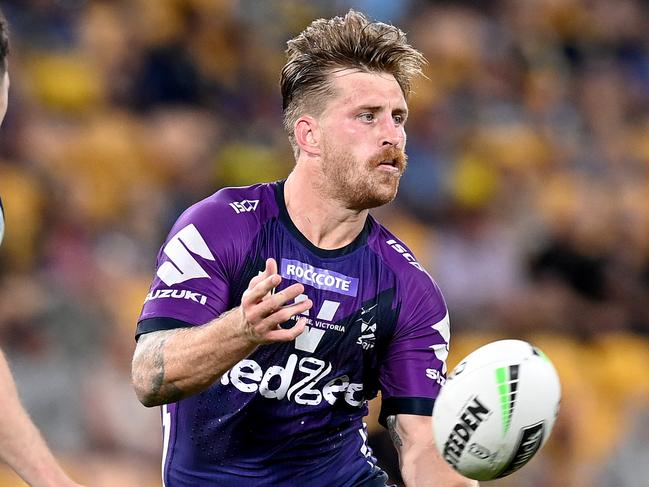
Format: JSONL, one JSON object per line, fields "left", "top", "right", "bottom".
{"left": 132, "top": 258, "right": 312, "bottom": 407}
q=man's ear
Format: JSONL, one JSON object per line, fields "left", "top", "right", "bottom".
{"left": 294, "top": 115, "right": 321, "bottom": 157}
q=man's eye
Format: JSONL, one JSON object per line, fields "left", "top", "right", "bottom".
{"left": 359, "top": 113, "right": 375, "bottom": 122}
{"left": 393, "top": 115, "right": 404, "bottom": 124}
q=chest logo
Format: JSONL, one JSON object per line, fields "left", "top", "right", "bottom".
{"left": 281, "top": 259, "right": 359, "bottom": 297}
{"left": 293, "top": 295, "right": 341, "bottom": 353}
{"left": 356, "top": 304, "right": 377, "bottom": 350}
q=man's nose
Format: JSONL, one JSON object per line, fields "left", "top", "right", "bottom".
{"left": 380, "top": 116, "right": 404, "bottom": 147}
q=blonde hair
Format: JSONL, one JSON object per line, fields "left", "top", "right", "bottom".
{"left": 281, "top": 9, "right": 426, "bottom": 157}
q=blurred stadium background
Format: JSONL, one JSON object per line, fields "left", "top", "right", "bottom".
{"left": 0, "top": 0, "right": 648, "bottom": 485}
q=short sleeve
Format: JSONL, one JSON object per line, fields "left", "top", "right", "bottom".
{"left": 136, "top": 195, "right": 251, "bottom": 337}
{"left": 378, "top": 276, "right": 450, "bottom": 426}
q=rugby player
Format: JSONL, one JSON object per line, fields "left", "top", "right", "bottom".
{"left": 0, "top": 10, "right": 83, "bottom": 487}
{"left": 133, "top": 10, "right": 477, "bottom": 487}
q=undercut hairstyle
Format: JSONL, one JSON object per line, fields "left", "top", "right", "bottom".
{"left": 281, "top": 9, "right": 426, "bottom": 157}
{"left": 0, "top": 9, "right": 8, "bottom": 76}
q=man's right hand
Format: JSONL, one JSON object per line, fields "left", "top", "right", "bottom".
{"left": 239, "top": 258, "right": 312, "bottom": 344}
{"left": 133, "top": 257, "right": 314, "bottom": 407}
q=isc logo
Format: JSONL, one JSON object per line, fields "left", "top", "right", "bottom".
{"left": 229, "top": 199, "right": 259, "bottom": 214}
{"left": 386, "top": 239, "right": 424, "bottom": 271}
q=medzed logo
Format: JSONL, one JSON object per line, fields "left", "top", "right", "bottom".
{"left": 495, "top": 422, "right": 545, "bottom": 478}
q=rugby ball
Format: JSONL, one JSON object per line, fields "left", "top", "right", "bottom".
{"left": 432, "top": 339, "right": 561, "bottom": 480}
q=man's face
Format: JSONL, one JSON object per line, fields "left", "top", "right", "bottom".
{"left": 0, "top": 70, "right": 8, "bottom": 124}
{"left": 316, "top": 69, "right": 408, "bottom": 210}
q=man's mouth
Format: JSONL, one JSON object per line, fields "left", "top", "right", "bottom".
{"left": 377, "top": 159, "right": 400, "bottom": 172}
{"left": 370, "top": 147, "right": 408, "bottom": 174}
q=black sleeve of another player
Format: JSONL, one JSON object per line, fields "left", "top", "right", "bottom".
{"left": 379, "top": 397, "right": 435, "bottom": 428}
{"left": 135, "top": 317, "right": 193, "bottom": 341}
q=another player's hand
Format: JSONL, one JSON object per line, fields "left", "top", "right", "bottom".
{"left": 239, "top": 258, "right": 312, "bottom": 344}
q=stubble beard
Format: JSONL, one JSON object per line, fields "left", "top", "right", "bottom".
{"left": 319, "top": 140, "right": 408, "bottom": 211}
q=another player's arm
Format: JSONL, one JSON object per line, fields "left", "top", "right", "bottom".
{"left": 0, "top": 350, "right": 84, "bottom": 487}
{"left": 132, "top": 258, "right": 312, "bottom": 407}
{"left": 0, "top": 201, "right": 83, "bottom": 487}
{"left": 387, "top": 414, "right": 478, "bottom": 487}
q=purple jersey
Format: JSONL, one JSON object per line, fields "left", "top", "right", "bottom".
{"left": 137, "top": 181, "right": 450, "bottom": 486}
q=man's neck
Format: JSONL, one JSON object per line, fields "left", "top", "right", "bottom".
{"left": 283, "top": 169, "right": 368, "bottom": 251}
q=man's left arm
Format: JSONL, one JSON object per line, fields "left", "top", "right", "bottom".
{"left": 387, "top": 414, "right": 478, "bottom": 487}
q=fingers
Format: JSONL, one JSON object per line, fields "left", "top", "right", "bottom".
{"left": 241, "top": 287, "right": 312, "bottom": 344}
{"left": 247, "top": 272, "right": 265, "bottom": 290}
{"left": 246, "top": 282, "right": 310, "bottom": 324}
{"left": 265, "top": 316, "right": 307, "bottom": 342}
{"left": 262, "top": 293, "right": 311, "bottom": 324}
{"left": 247, "top": 258, "right": 278, "bottom": 291}
{"left": 266, "top": 258, "right": 278, "bottom": 277}
{"left": 241, "top": 257, "right": 314, "bottom": 344}
{"left": 244, "top": 304, "right": 311, "bottom": 344}
{"left": 242, "top": 273, "right": 281, "bottom": 305}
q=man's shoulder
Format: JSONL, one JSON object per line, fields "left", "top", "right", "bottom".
{"left": 163, "top": 182, "right": 280, "bottom": 254}
{"left": 197, "top": 181, "right": 278, "bottom": 214}
{"left": 368, "top": 217, "right": 448, "bottom": 326}
{"left": 369, "top": 218, "right": 427, "bottom": 274}
{"left": 369, "top": 218, "right": 441, "bottom": 295}
{"left": 179, "top": 181, "right": 279, "bottom": 227}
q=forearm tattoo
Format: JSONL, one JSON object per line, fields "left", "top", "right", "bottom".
{"left": 133, "top": 331, "right": 184, "bottom": 405}
{"left": 387, "top": 415, "right": 403, "bottom": 448}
